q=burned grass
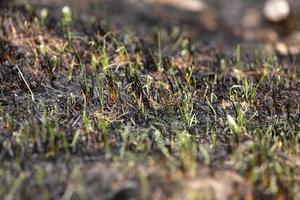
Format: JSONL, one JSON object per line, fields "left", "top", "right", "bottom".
{"left": 0, "top": 1, "right": 299, "bottom": 200}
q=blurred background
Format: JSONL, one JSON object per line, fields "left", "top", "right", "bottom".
{"left": 3, "top": 0, "right": 300, "bottom": 54}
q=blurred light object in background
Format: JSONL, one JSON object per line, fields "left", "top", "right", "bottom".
{"left": 264, "top": 0, "right": 290, "bottom": 22}
{"left": 143, "top": 0, "right": 207, "bottom": 12}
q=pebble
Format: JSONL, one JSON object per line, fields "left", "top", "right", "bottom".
{"left": 264, "top": 0, "right": 290, "bottom": 22}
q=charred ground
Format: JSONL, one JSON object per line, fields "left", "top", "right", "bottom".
{"left": 0, "top": 1, "right": 299, "bottom": 200}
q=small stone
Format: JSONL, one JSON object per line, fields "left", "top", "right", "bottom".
{"left": 264, "top": 0, "right": 290, "bottom": 22}
{"left": 275, "top": 42, "right": 288, "bottom": 55}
